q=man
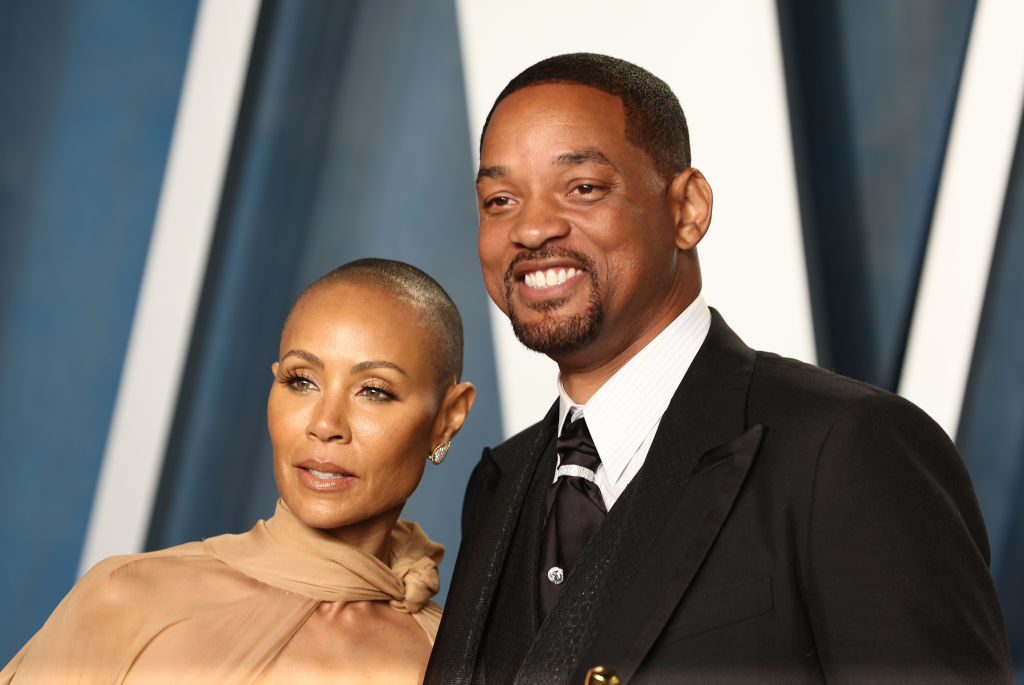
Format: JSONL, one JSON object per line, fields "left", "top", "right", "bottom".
{"left": 427, "top": 53, "right": 1011, "bottom": 683}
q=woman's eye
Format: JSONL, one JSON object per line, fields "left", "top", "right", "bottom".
{"left": 359, "top": 385, "right": 395, "bottom": 402}
{"left": 280, "top": 372, "right": 316, "bottom": 393}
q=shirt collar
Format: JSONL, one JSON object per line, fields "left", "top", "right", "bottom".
{"left": 557, "top": 295, "right": 711, "bottom": 482}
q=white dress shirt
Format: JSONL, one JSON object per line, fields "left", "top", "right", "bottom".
{"left": 556, "top": 295, "right": 711, "bottom": 509}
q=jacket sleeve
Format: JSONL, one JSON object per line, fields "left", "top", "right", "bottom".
{"left": 803, "top": 392, "right": 1012, "bottom": 683}
{"left": 460, "top": 447, "right": 501, "bottom": 541}
{"left": 426, "top": 447, "right": 502, "bottom": 684}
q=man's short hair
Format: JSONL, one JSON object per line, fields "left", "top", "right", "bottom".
{"left": 481, "top": 52, "right": 691, "bottom": 179}
{"left": 295, "top": 258, "right": 464, "bottom": 385}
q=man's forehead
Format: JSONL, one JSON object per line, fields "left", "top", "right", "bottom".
{"left": 479, "top": 85, "right": 628, "bottom": 170}
{"left": 485, "top": 82, "right": 626, "bottom": 139}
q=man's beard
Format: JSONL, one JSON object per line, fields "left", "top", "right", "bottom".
{"left": 502, "top": 249, "right": 604, "bottom": 355}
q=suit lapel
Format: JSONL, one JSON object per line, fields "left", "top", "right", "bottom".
{"left": 565, "top": 310, "right": 765, "bottom": 683}
{"left": 435, "top": 401, "right": 559, "bottom": 683}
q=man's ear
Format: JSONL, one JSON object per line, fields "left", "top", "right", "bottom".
{"left": 433, "top": 381, "right": 477, "bottom": 446}
{"left": 669, "top": 168, "right": 713, "bottom": 251}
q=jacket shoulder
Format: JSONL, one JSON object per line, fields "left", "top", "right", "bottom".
{"left": 748, "top": 350, "right": 931, "bottom": 422}
{"left": 490, "top": 415, "right": 552, "bottom": 458}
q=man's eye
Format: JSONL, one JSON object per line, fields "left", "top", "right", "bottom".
{"left": 569, "top": 183, "right": 606, "bottom": 200}
{"left": 484, "top": 195, "right": 515, "bottom": 210}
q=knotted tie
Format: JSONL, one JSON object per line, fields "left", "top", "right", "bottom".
{"left": 538, "top": 414, "right": 607, "bottom": 620}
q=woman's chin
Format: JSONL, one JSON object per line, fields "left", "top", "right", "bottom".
{"left": 286, "top": 498, "right": 352, "bottom": 531}
{"left": 286, "top": 493, "right": 404, "bottom": 541}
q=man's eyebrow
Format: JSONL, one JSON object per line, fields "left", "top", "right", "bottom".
{"left": 555, "top": 149, "right": 617, "bottom": 169}
{"left": 281, "top": 349, "right": 323, "bottom": 368}
{"left": 477, "top": 150, "right": 617, "bottom": 183}
{"left": 350, "top": 360, "right": 408, "bottom": 376}
{"left": 476, "top": 165, "right": 508, "bottom": 183}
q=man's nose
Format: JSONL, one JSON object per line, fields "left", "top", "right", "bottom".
{"left": 508, "top": 199, "right": 570, "bottom": 248}
{"left": 306, "top": 394, "right": 348, "bottom": 442}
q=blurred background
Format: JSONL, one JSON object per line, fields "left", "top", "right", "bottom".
{"left": 1, "top": 0, "right": 1022, "bottom": 674}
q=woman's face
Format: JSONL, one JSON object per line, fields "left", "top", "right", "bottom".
{"left": 268, "top": 281, "right": 454, "bottom": 552}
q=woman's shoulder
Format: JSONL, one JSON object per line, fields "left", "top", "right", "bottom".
{"left": 71, "top": 542, "right": 219, "bottom": 617}
{"left": 1, "top": 543, "right": 233, "bottom": 679}
{"left": 81, "top": 540, "right": 211, "bottom": 583}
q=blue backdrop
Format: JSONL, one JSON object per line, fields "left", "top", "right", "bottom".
{"left": 1, "top": 0, "right": 1021, "bottom": 673}
{"left": 0, "top": 0, "right": 199, "bottom": 661}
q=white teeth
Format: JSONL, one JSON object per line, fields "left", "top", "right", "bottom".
{"left": 524, "top": 268, "right": 582, "bottom": 289}
{"left": 309, "top": 468, "right": 345, "bottom": 479}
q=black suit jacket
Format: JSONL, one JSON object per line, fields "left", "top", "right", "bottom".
{"left": 427, "top": 311, "right": 1012, "bottom": 683}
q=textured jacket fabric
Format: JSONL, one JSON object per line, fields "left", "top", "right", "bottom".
{"left": 427, "top": 310, "right": 1012, "bottom": 684}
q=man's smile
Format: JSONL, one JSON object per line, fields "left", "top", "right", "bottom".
{"left": 523, "top": 267, "right": 584, "bottom": 289}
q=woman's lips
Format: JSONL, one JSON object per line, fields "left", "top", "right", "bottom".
{"left": 295, "top": 460, "right": 354, "bottom": 492}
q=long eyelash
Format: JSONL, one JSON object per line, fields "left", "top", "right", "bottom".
{"left": 363, "top": 380, "right": 398, "bottom": 400}
{"left": 278, "top": 369, "right": 313, "bottom": 386}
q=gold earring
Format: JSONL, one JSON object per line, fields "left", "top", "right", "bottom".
{"left": 428, "top": 440, "right": 451, "bottom": 465}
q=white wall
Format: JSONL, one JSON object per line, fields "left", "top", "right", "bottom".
{"left": 455, "top": 1, "right": 814, "bottom": 437}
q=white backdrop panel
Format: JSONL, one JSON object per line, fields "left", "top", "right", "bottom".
{"left": 456, "top": 0, "right": 814, "bottom": 437}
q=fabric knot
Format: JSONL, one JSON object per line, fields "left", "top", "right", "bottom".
{"left": 389, "top": 554, "right": 440, "bottom": 614}
{"left": 386, "top": 519, "right": 444, "bottom": 614}
{"left": 556, "top": 414, "right": 601, "bottom": 470}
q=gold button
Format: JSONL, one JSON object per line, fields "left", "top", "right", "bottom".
{"left": 585, "top": 665, "right": 620, "bottom": 684}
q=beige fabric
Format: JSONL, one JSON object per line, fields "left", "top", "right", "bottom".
{"left": 0, "top": 500, "right": 443, "bottom": 684}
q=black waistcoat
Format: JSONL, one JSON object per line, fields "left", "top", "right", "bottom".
{"left": 476, "top": 436, "right": 554, "bottom": 683}
{"left": 477, "top": 434, "right": 646, "bottom": 684}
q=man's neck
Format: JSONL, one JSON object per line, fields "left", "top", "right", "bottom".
{"left": 555, "top": 274, "right": 703, "bottom": 403}
{"left": 556, "top": 306, "right": 695, "bottom": 403}
{"left": 557, "top": 334, "right": 655, "bottom": 404}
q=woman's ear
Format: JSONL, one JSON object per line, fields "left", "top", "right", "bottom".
{"left": 669, "top": 168, "right": 713, "bottom": 251}
{"left": 434, "top": 381, "right": 476, "bottom": 445}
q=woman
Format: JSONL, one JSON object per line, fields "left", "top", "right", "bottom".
{"left": 1, "top": 258, "right": 476, "bottom": 684}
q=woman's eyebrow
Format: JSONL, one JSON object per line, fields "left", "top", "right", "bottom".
{"left": 350, "top": 360, "right": 408, "bottom": 376}
{"left": 281, "top": 349, "right": 323, "bottom": 368}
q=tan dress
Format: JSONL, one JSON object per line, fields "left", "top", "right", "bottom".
{"left": 0, "top": 500, "right": 443, "bottom": 684}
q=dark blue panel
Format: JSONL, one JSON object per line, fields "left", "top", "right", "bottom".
{"left": 147, "top": 0, "right": 501, "bottom": 605}
{"left": 958, "top": 109, "right": 1024, "bottom": 667}
{"left": 777, "top": 0, "right": 975, "bottom": 389}
{"left": 0, "top": 0, "right": 198, "bottom": 663}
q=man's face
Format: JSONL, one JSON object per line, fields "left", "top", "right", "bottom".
{"left": 476, "top": 83, "right": 687, "bottom": 365}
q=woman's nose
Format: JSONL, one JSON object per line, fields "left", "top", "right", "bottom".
{"left": 306, "top": 395, "right": 348, "bottom": 442}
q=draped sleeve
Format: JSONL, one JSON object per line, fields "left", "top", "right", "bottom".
{"left": 1, "top": 501, "right": 444, "bottom": 684}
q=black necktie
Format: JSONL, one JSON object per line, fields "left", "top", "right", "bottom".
{"left": 538, "top": 415, "right": 607, "bottom": 620}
